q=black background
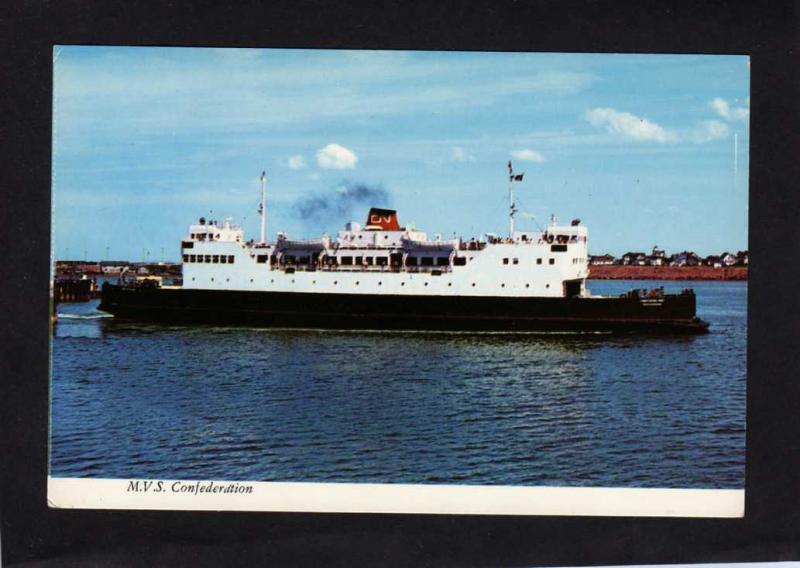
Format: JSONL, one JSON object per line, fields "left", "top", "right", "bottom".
{"left": 1, "top": 0, "right": 799, "bottom": 565}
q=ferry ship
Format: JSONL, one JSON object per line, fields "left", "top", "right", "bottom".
{"left": 99, "top": 164, "right": 709, "bottom": 333}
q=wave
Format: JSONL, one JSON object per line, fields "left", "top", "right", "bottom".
{"left": 56, "top": 313, "right": 114, "bottom": 320}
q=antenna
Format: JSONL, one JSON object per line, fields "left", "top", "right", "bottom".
{"left": 733, "top": 132, "right": 739, "bottom": 190}
{"left": 259, "top": 171, "right": 267, "bottom": 244}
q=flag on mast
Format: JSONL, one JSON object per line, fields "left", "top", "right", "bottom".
{"left": 508, "top": 160, "right": 524, "bottom": 182}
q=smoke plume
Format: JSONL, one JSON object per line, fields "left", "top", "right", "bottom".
{"left": 295, "top": 182, "right": 390, "bottom": 226}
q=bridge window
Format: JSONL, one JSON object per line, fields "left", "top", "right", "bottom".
{"left": 354, "top": 256, "right": 363, "bottom": 265}
{"left": 183, "top": 255, "right": 189, "bottom": 263}
{"left": 212, "top": 255, "right": 219, "bottom": 263}
{"left": 453, "top": 257, "right": 466, "bottom": 266}
{"left": 197, "top": 255, "right": 204, "bottom": 263}
{"left": 406, "top": 257, "right": 418, "bottom": 266}
{"left": 228, "top": 256, "right": 235, "bottom": 264}
{"left": 256, "top": 255, "right": 269, "bottom": 263}
{"left": 365, "top": 257, "right": 374, "bottom": 266}
{"left": 376, "top": 257, "right": 388, "bottom": 266}
{"left": 513, "top": 258, "right": 519, "bottom": 265}
{"left": 536, "top": 258, "right": 542, "bottom": 265}
{"left": 189, "top": 254, "right": 196, "bottom": 262}
{"left": 340, "top": 256, "right": 353, "bottom": 266}
{"left": 436, "top": 257, "right": 448, "bottom": 266}
{"left": 220, "top": 256, "right": 227, "bottom": 264}
{"left": 205, "top": 255, "right": 212, "bottom": 263}
{"left": 549, "top": 258, "right": 555, "bottom": 265}
{"left": 502, "top": 258, "right": 509, "bottom": 265}
{"left": 421, "top": 257, "right": 434, "bottom": 267}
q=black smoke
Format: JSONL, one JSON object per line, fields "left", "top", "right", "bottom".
{"left": 295, "top": 182, "right": 390, "bottom": 226}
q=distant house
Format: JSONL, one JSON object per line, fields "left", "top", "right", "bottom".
{"left": 621, "top": 252, "right": 647, "bottom": 266}
{"left": 589, "top": 254, "right": 616, "bottom": 266}
{"left": 704, "top": 255, "right": 722, "bottom": 268}
{"left": 669, "top": 251, "right": 702, "bottom": 267}
{"left": 720, "top": 252, "right": 737, "bottom": 267}
{"left": 647, "top": 245, "right": 667, "bottom": 266}
{"left": 735, "top": 250, "right": 749, "bottom": 266}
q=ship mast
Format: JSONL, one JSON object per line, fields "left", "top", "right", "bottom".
{"left": 259, "top": 171, "right": 267, "bottom": 244}
{"left": 508, "top": 160, "right": 522, "bottom": 238}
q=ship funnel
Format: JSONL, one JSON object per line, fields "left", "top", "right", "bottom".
{"left": 364, "top": 208, "right": 401, "bottom": 231}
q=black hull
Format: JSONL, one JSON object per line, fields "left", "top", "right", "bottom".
{"left": 99, "top": 284, "right": 709, "bottom": 334}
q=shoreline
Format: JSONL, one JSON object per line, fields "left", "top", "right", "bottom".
{"left": 588, "top": 265, "right": 747, "bottom": 281}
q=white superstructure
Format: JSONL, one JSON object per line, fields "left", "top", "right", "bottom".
{"left": 181, "top": 210, "right": 589, "bottom": 299}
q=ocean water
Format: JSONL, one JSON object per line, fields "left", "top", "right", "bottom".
{"left": 50, "top": 280, "right": 746, "bottom": 488}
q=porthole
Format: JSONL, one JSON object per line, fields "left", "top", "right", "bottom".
{"left": 526, "top": 283, "right": 530, "bottom": 288}
{"left": 546, "top": 284, "right": 550, "bottom": 288}
{"left": 378, "top": 282, "right": 382, "bottom": 286}
{"left": 226, "top": 278, "right": 229, "bottom": 282}
{"left": 424, "top": 282, "right": 428, "bottom": 286}
{"left": 312, "top": 280, "right": 316, "bottom": 284}
{"left": 448, "top": 283, "right": 452, "bottom": 287}
{"left": 355, "top": 281, "right": 360, "bottom": 285}
{"left": 291, "top": 279, "right": 295, "bottom": 283}
{"left": 501, "top": 283, "right": 505, "bottom": 288}
{"left": 334, "top": 280, "right": 338, "bottom": 285}
{"left": 250, "top": 279, "right": 253, "bottom": 283}
{"left": 191, "top": 277, "right": 195, "bottom": 281}
{"left": 210, "top": 277, "right": 214, "bottom": 282}
{"left": 471, "top": 283, "right": 476, "bottom": 287}
{"left": 401, "top": 282, "right": 405, "bottom": 286}
{"left": 270, "top": 279, "right": 274, "bottom": 283}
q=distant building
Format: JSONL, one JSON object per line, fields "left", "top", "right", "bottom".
{"left": 704, "top": 255, "right": 722, "bottom": 268}
{"left": 589, "top": 254, "right": 616, "bottom": 266}
{"left": 621, "top": 252, "right": 647, "bottom": 266}
{"left": 100, "top": 260, "right": 130, "bottom": 274}
{"left": 669, "top": 251, "right": 702, "bottom": 267}
{"left": 720, "top": 252, "right": 737, "bottom": 267}
{"left": 647, "top": 245, "right": 667, "bottom": 266}
{"left": 735, "top": 250, "right": 749, "bottom": 266}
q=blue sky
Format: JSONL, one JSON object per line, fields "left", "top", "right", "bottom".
{"left": 52, "top": 47, "right": 749, "bottom": 261}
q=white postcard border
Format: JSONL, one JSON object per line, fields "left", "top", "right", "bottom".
{"left": 48, "top": 477, "right": 744, "bottom": 517}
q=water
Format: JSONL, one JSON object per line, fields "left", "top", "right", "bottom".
{"left": 50, "top": 280, "right": 746, "bottom": 488}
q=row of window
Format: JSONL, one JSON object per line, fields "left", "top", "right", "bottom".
{"left": 188, "top": 276, "right": 552, "bottom": 290}
{"left": 256, "top": 254, "right": 469, "bottom": 267}
{"left": 183, "top": 254, "right": 235, "bottom": 264}
{"left": 502, "top": 257, "right": 557, "bottom": 265}
{"left": 571, "top": 258, "right": 586, "bottom": 264}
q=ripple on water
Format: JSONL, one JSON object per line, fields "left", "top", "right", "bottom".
{"left": 50, "top": 281, "right": 746, "bottom": 488}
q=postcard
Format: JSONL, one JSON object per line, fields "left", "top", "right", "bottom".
{"left": 49, "top": 46, "right": 748, "bottom": 516}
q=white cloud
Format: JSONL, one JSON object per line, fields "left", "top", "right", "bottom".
{"left": 689, "top": 120, "right": 730, "bottom": 143}
{"left": 710, "top": 97, "right": 749, "bottom": 121}
{"left": 585, "top": 107, "right": 678, "bottom": 143}
{"left": 511, "top": 148, "right": 545, "bottom": 163}
{"left": 451, "top": 146, "right": 475, "bottom": 162}
{"left": 316, "top": 143, "right": 358, "bottom": 170}
{"left": 287, "top": 155, "right": 306, "bottom": 169}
